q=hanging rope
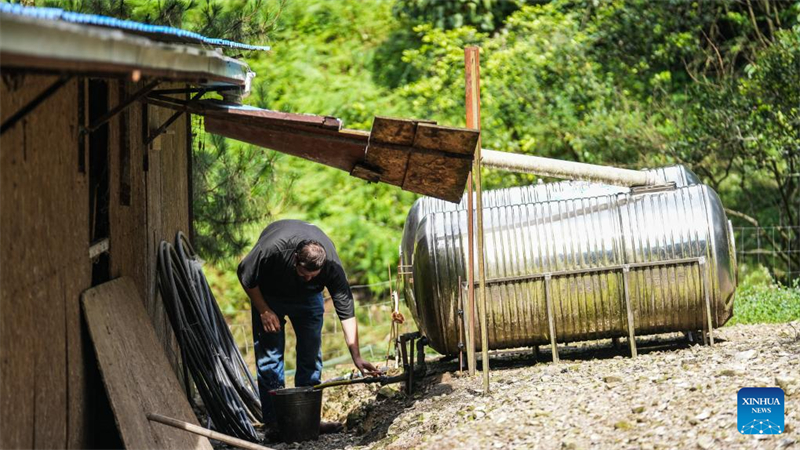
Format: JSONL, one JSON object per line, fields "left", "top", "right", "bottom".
{"left": 157, "top": 232, "right": 261, "bottom": 441}
{"left": 384, "top": 264, "right": 405, "bottom": 368}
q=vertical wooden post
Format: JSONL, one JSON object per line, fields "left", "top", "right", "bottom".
{"left": 465, "top": 46, "right": 489, "bottom": 393}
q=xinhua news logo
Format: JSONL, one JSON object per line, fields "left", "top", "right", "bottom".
{"left": 738, "top": 387, "right": 784, "bottom": 435}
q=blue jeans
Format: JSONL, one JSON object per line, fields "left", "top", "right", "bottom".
{"left": 251, "top": 292, "right": 324, "bottom": 424}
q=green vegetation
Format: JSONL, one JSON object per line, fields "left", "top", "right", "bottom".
{"left": 727, "top": 268, "right": 800, "bottom": 325}
{"left": 246, "top": 0, "right": 800, "bottom": 288}
{"left": 36, "top": 0, "right": 800, "bottom": 364}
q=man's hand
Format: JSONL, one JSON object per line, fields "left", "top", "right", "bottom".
{"left": 260, "top": 308, "right": 281, "bottom": 333}
{"left": 352, "top": 355, "right": 380, "bottom": 377}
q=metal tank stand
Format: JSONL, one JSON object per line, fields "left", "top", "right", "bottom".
{"left": 396, "top": 332, "right": 428, "bottom": 394}
{"left": 621, "top": 265, "right": 638, "bottom": 358}
{"left": 699, "top": 257, "right": 715, "bottom": 345}
{"left": 543, "top": 274, "right": 560, "bottom": 363}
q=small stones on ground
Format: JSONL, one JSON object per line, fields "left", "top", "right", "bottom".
{"left": 254, "top": 323, "right": 799, "bottom": 450}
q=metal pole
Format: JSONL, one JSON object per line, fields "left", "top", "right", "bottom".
{"left": 481, "top": 149, "right": 660, "bottom": 187}
{"left": 544, "top": 275, "right": 559, "bottom": 363}
{"left": 465, "top": 46, "right": 490, "bottom": 393}
{"left": 458, "top": 276, "right": 464, "bottom": 374}
{"left": 466, "top": 174, "right": 477, "bottom": 375}
{"left": 621, "top": 266, "right": 638, "bottom": 358}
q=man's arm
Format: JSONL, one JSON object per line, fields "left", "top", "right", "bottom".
{"left": 326, "top": 262, "right": 379, "bottom": 376}
{"left": 238, "top": 246, "right": 282, "bottom": 334}
{"left": 341, "top": 317, "right": 379, "bottom": 376}
{"left": 242, "top": 285, "right": 281, "bottom": 333}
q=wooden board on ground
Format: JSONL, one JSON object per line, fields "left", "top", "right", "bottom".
{"left": 82, "top": 277, "right": 213, "bottom": 450}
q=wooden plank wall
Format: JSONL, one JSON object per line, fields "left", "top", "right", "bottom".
{"left": 106, "top": 80, "right": 188, "bottom": 378}
{"left": 146, "top": 83, "right": 189, "bottom": 379}
{"left": 1, "top": 76, "right": 191, "bottom": 448}
{"left": 0, "top": 75, "right": 92, "bottom": 449}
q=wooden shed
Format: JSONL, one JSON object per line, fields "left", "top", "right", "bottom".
{"left": 0, "top": 6, "right": 263, "bottom": 448}
{"left": 0, "top": 4, "right": 479, "bottom": 449}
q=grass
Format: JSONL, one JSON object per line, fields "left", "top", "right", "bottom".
{"left": 726, "top": 280, "right": 800, "bottom": 326}
{"left": 726, "top": 265, "right": 800, "bottom": 326}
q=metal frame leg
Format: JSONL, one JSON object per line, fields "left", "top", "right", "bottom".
{"left": 699, "top": 258, "right": 715, "bottom": 345}
{"left": 621, "top": 266, "right": 638, "bottom": 358}
{"left": 544, "top": 275, "right": 559, "bottom": 363}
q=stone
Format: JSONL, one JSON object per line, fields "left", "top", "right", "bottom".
{"left": 734, "top": 349, "right": 757, "bottom": 360}
{"left": 776, "top": 376, "right": 797, "bottom": 396}
{"left": 377, "top": 385, "right": 400, "bottom": 400}
{"left": 694, "top": 409, "right": 711, "bottom": 421}
{"left": 614, "top": 420, "right": 634, "bottom": 430}
{"left": 697, "top": 436, "right": 714, "bottom": 449}
{"left": 561, "top": 438, "right": 586, "bottom": 450}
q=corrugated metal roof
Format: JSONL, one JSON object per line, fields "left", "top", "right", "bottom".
{"left": 0, "top": 3, "right": 270, "bottom": 51}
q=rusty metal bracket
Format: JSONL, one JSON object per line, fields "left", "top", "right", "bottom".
{"left": 621, "top": 265, "right": 638, "bottom": 358}
{"left": 82, "top": 79, "right": 160, "bottom": 135}
{"left": 397, "top": 331, "right": 426, "bottom": 394}
{"left": 1, "top": 75, "right": 71, "bottom": 136}
{"left": 144, "top": 89, "right": 206, "bottom": 148}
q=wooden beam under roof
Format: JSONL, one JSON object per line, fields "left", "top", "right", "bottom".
{"left": 195, "top": 102, "right": 480, "bottom": 202}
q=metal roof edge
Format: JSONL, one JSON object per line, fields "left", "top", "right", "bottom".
{"left": 0, "top": 10, "right": 254, "bottom": 91}
{"left": 0, "top": 3, "right": 271, "bottom": 51}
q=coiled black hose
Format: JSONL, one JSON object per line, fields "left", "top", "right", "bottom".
{"left": 157, "top": 232, "right": 262, "bottom": 441}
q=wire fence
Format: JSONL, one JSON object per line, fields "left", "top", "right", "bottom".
{"left": 228, "top": 294, "right": 414, "bottom": 376}
{"left": 733, "top": 226, "right": 800, "bottom": 282}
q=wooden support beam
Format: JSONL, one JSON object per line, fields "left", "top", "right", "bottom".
{"left": 147, "top": 414, "right": 274, "bottom": 450}
{"left": 465, "top": 46, "right": 490, "bottom": 393}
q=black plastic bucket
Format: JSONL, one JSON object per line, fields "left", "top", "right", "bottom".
{"left": 269, "top": 387, "right": 323, "bottom": 443}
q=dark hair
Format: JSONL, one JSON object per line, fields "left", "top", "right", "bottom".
{"left": 295, "top": 240, "right": 326, "bottom": 271}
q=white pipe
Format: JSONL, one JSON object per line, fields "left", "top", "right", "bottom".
{"left": 481, "top": 149, "right": 660, "bottom": 187}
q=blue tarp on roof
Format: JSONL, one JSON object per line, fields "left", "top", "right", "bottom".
{"left": 0, "top": 3, "right": 270, "bottom": 51}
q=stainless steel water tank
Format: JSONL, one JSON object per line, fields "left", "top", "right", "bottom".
{"left": 402, "top": 180, "right": 736, "bottom": 355}
{"left": 400, "top": 165, "right": 701, "bottom": 329}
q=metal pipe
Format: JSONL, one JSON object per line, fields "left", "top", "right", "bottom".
{"left": 481, "top": 149, "right": 660, "bottom": 187}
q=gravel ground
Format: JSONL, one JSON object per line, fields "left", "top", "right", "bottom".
{"left": 256, "top": 321, "right": 800, "bottom": 450}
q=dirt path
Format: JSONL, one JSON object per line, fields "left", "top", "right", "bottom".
{"left": 264, "top": 322, "right": 799, "bottom": 450}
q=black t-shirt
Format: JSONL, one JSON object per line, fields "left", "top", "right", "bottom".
{"left": 238, "top": 219, "right": 354, "bottom": 320}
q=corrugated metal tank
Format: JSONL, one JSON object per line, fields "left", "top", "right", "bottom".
{"left": 400, "top": 165, "right": 700, "bottom": 326}
{"left": 400, "top": 167, "right": 736, "bottom": 354}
